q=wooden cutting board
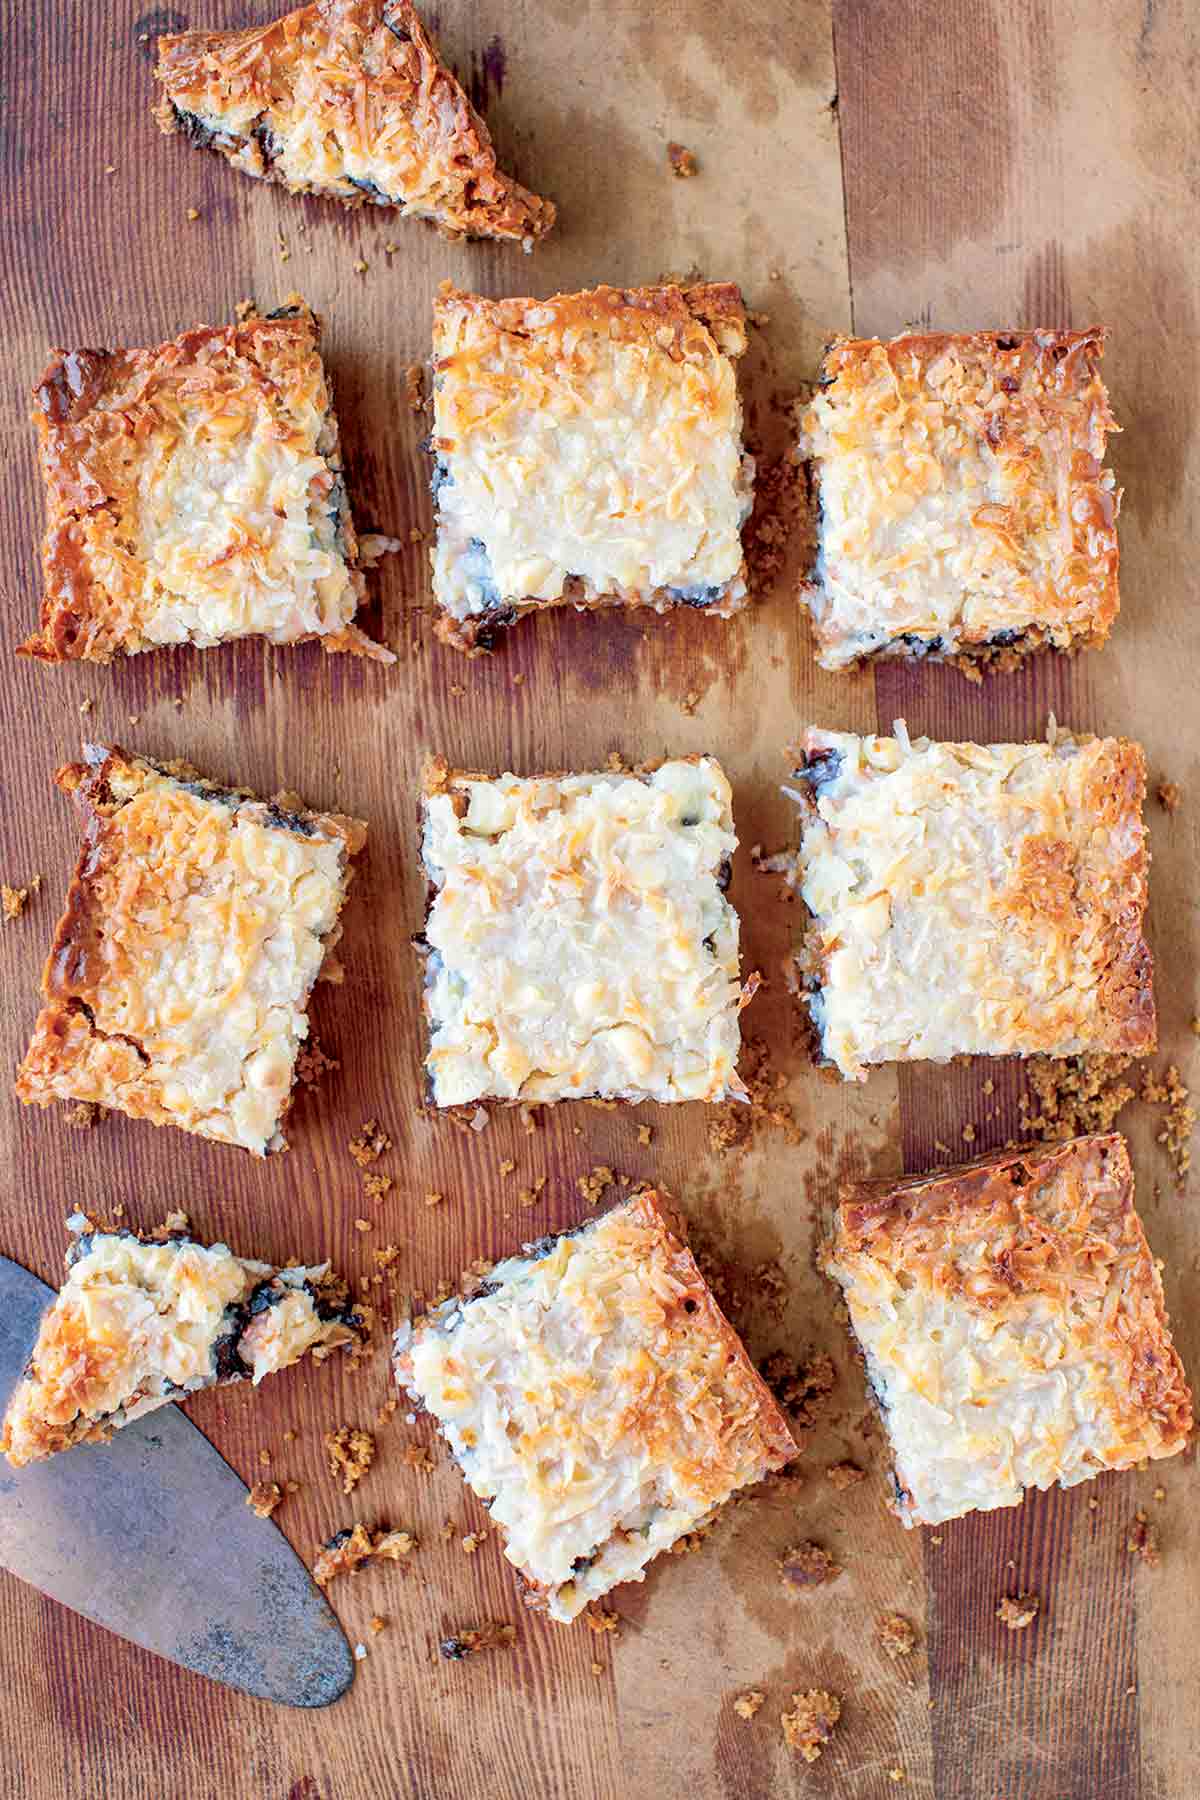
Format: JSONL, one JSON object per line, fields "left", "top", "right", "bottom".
{"left": 0, "top": 2, "right": 1195, "bottom": 1796}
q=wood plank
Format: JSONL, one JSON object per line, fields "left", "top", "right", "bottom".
{"left": 0, "top": 3, "right": 930, "bottom": 1797}
{"left": 835, "top": 1, "right": 1200, "bottom": 1795}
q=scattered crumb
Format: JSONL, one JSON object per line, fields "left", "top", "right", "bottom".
{"left": 348, "top": 1120, "right": 392, "bottom": 1167}
{"left": 353, "top": 258, "right": 368, "bottom": 274}
{"left": 680, "top": 690, "right": 700, "bottom": 716}
{"left": 517, "top": 1175, "right": 547, "bottom": 1209}
{"left": 358, "top": 533, "right": 403, "bottom": 567}
{"left": 781, "top": 1690, "right": 841, "bottom": 1762}
{"left": 362, "top": 1172, "right": 392, "bottom": 1203}
{"left": 1153, "top": 1485, "right": 1166, "bottom": 1503}
{"left": 258, "top": 1448, "right": 271, "bottom": 1466}
{"left": 763, "top": 1349, "right": 836, "bottom": 1437}
{"left": 246, "top": 1481, "right": 283, "bottom": 1519}
{"left": 1, "top": 875, "right": 40, "bottom": 921}
{"left": 313, "top": 1523, "right": 418, "bottom": 1587}
{"left": 1157, "top": 781, "right": 1182, "bottom": 814}
{"left": 79, "top": 697, "right": 93, "bottom": 714}
{"left": 375, "top": 1394, "right": 399, "bottom": 1430}
{"left": 826, "top": 1461, "right": 865, "bottom": 1491}
{"left": 405, "top": 1444, "right": 435, "bottom": 1475}
{"left": 324, "top": 1426, "right": 375, "bottom": 1495}
{"left": 888, "top": 1770, "right": 905, "bottom": 1785}
{"left": 636, "top": 1124, "right": 653, "bottom": 1146}
{"left": 734, "top": 1690, "right": 765, "bottom": 1721}
{"left": 929, "top": 1535, "right": 943, "bottom": 1547}
{"left": 1023, "top": 1054, "right": 1136, "bottom": 1140}
{"left": 185, "top": 206, "right": 200, "bottom": 221}
{"left": 667, "top": 141, "right": 699, "bottom": 177}
{"left": 439, "top": 1621, "right": 516, "bottom": 1659}
{"left": 586, "top": 1605, "right": 619, "bottom": 1635}
{"left": 1127, "top": 1510, "right": 1161, "bottom": 1567}
{"left": 64, "top": 1101, "right": 100, "bottom": 1130}
{"left": 354, "top": 1218, "right": 373, "bottom": 1233}
{"left": 591, "top": 1660, "right": 604, "bottom": 1676}
{"left": 404, "top": 364, "right": 426, "bottom": 412}
{"left": 1139, "top": 1064, "right": 1195, "bottom": 1186}
{"left": 709, "top": 1037, "right": 802, "bottom": 1155}
{"left": 296, "top": 1037, "right": 338, "bottom": 1086}
{"left": 996, "top": 1593, "right": 1040, "bottom": 1630}
{"left": 461, "top": 1531, "right": 487, "bottom": 1554}
{"left": 876, "top": 1612, "right": 918, "bottom": 1659}
{"left": 743, "top": 449, "right": 807, "bottom": 599}
{"left": 578, "top": 1166, "right": 615, "bottom": 1206}
{"left": 369, "top": 1615, "right": 387, "bottom": 1635}
{"left": 499, "top": 1158, "right": 516, "bottom": 1176}
{"left": 779, "top": 1541, "right": 842, "bottom": 1589}
{"left": 961, "top": 1123, "right": 976, "bottom": 1144}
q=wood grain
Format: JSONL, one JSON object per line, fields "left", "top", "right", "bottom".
{"left": 0, "top": 3, "right": 923, "bottom": 1798}
{"left": 836, "top": 1, "right": 1200, "bottom": 1796}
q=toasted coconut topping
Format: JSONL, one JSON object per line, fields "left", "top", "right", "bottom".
{"left": 788, "top": 725, "right": 1155, "bottom": 1079}
{"left": 430, "top": 282, "right": 752, "bottom": 649}
{"left": 394, "top": 1189, "right": 796, "bottom": 1623}
{"left": 420, "top": 757, "right": 747, "bottom": 1106}
{"left": 824, "top": 1136, "right": 1192, "bottom": 1527}
{"left": 2, "top": 1219, "right": 367, "bottom": 1467}
{"left": 22, "top": 302, "right": 391, "bottom": 665}
{"left": 798, "top": 328, "right": 1119, "bottom": 669}
{"left": 154, "top": 0, "right": 553, "bottom": 244}
{"left": 16, "top": 746, "right": 367, "bottom": 1154}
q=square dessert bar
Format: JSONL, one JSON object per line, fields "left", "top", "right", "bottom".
{"left": 21, "top": 299, "right": 392, "bottom": 664}
{"left": 798, "top": 329, "right": 1120, "bottom": 671}
{"left": 788, "top": 725, "right": 1155, "bottom": 1080}
{"left": 419, "top": 755, "right": 749, "bottom": 1106}
{"left": 3, "top": 1214, "right": 370, "bottom": 1467}
{"left": 824, "top": 1136, "right": 1193, "bottom": 1527}
{"left": 429, "top": 281, "right": 753, "bottom": 651}
{"left": 394, "top": 1189, "right": 797, "bottom": 1620}
{"left": 155, "top": 0, "right": 554, "bottom": 246}
{"left": 16, "top": 746, "right": 367, "bottom": 1154}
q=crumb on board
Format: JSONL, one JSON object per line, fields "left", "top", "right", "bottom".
{"left": 313, "top": 1523, "right": 418, "bottom": 1587}
{"left": 369, "top": 1615, "right": 387, "bottom": 1635}
{"left": 185, "top": 206, "right": 200, "bottom": 221}
{"left": 64, "top": 1101, "right": 101, "bottom": 1129}
{"left": 826, "top": 1460, "right": 865, "bottom": 1491}
{"left": 324, "top": 1426, "right": 376, "bottom": 1495}
{"left": 246, "top": 1481, "right": 283, "bottom": 1519}
{"left": 405, "top": 364, "right": 426, "bottom": 411}
{"left": 2, "top": 875, "right": 40, "bottom": 921}
{"left": 734, "top": 1690, "right": 765, "bottom": 1721}
{"left": 461, "top": 1530, "right": 487, "bottom": 1554}
{"left": 349, "top": 1120, "right": 392, "bottom": 1167}
{"left": 1156, "top": 781, "right": 1182, "bottom": 813}
{"left": 498, "top": 1158, "right": 516, "bottom": 1176}
{"left": 586, "top": 1605, "right": 619, "bottom": 1636}
{"left": 354, "top": 1218, "right": 373, "bottom": 1233}
{"left": 876, "top": 1612, "right": 918, "bottom": 1659}
{"left": 1127, "top": 1510, "right": 1161, "bottom": 1566}
{"left": 763, "top": 1349, "right": 836, "bottom": 1435}
{"left": 781, "top": 1690, "right": 841, "bottom": 1762}
{"left": 996, "top": 1593, "right": 1040, "bottom": 1630}
{"left": 709, "top": 1037, "right": 802, "bottom": 1155}
{"left": 779, "top": 1542, "right": 842, "bottom": 1590}
{"left": 295, "top": 1037, "right": 339, "bottom": 1085}
{"left": 1139, "top": 1064, "right": 1195, "bottom": 1186}
{"left": 362, "top": 1172, "right": 393, "bottom": 1202}
{"left": 405, "top": 1444, "right": 436, "bottom": 1475}
{"left": 518, "top": 1175, "right": 547, "bottom": 1208}
{"left": 425, "top": 1191, "right": 445, "bottom": 1209}
{"left": 439, "top": 1622, "right": 516, "bottom": 1660}
{"left": 637, "top": 1123, "right": 653, "bottom": 1146}
{"left": 667, "top": 141, "right": 699, "bottom": 177}
{"left": 578, "top": 1166, "right": 615, "bottom": 1206}
{"left": 744, "top": 448, "right": 808, "bottom": 599}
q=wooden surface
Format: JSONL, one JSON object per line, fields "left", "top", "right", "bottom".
{"left": 0, "top": 1, "right": 1195, "bottom": 1796}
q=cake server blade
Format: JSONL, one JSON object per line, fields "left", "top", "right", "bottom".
{"left": 0, "top": 1253, "right": 354, "bottom": 1707}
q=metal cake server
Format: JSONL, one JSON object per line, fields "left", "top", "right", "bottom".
{"left": 0, "top": 1254, "right": 354, "bottom": 1707}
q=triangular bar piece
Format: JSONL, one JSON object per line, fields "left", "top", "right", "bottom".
{"left": 3, "top": 1215, "right": 371, "bottom": 1466}
{"left": 154, "top": 0, "right": 555, "bottom": 246}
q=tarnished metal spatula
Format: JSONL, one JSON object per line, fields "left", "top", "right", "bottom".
{"left": 0, "top": 1253, "right": 354, "bottom": 1707}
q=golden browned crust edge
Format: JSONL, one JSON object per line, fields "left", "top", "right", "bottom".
{"left": 154, "top": 0, "right": 554, "bottom": 244}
